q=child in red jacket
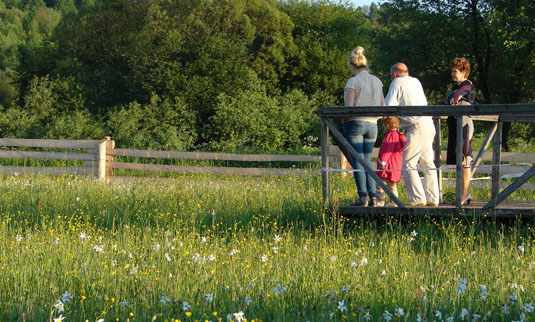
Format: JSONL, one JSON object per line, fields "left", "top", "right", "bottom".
{"left": 376, "top": 116, "right": 407, "bottom": 206}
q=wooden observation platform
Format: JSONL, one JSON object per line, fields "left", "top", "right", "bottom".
{"left": 320, "top": 104, "right": 535, "bottom": 217}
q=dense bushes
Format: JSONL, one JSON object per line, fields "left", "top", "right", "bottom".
{"left": 209, "top": 71, "right": 318, "bottom": 151}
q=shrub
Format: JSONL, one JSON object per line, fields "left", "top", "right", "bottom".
{"left": 209, "top": 71, "right": 319, "bottom": 152}
{"left": 106, "top": 93, "right": 196, "bottom": 150}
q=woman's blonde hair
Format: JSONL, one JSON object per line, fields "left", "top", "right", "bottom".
{"left": 382, "top": 116, "right": 400, "bottom": 131}
{"left": 348, "top": 46, "right": 368, "bottom": 69}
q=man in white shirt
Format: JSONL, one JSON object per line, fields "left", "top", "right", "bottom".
{"left": 385, "top": 63, "right": 439, "bottom": 206}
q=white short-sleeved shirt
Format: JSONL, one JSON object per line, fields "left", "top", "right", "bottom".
{"left": 385, "top": 75, "right": 432, "bottom": 129}
{"left": 344, "top": 70, "right": 383, "bottom": 123}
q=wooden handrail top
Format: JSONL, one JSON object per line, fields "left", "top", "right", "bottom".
{"left": 111, "top": 148, "right": 323, "bottom": 162}
{"left": 0, "top": 138, "right": 102, "bottom": 149}
{"left": 320, "top": 103, "right": 535, "bottom": 118}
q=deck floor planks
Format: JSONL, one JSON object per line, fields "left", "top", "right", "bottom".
{"left": 339, "top": 200, "right": 535, "bottom": 217}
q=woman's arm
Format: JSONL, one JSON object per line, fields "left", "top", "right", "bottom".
{"left": 344, "top": 88, "right": 355, "bottom": 106}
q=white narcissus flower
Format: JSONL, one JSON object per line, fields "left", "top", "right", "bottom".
{"left": 337, "top": 300, "right": 347, "bottom": 312}
{"left": 54, "top": 300, "right": 64, "bottom": 313}
{"left": 61, "top": 292, "right": 73, "bottom": 303}
{"left": 205, "top": 293, "right": 214, "bottom": 303}
{"left": 274, "top": 234, "right": 282, "bottom": 243}
{"left": 93, "top": 245, "right": 104, "bottom": 253}
{"left": 233, "top": 311, "right": 245, "bottom": 322}
{"left": 457, "top": 277, "right": 468, "bottom": 294}
{"left": 460, "top": 308, "right": 469, "bottom": 320}
{"left": 53, "top": 315, "right": 65, "bottom": 322}
{"left": 182, "top": 301, "right": 191, "bottom": 311}
{"left": 160, "top": 295, "right": 171, "bottom": 304}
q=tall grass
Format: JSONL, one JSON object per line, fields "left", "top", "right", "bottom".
{"left": 0, "top": 174, "right": 534, "bottom": 321}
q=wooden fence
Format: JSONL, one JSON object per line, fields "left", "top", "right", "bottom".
{"left": 0, "top": 137, "right": 113, "bottom": 178}
{"left": 1, "top": 136, "right": 534, "bottom": 180}
{"left": 0, "top": 138, "right": 341, "bottom": 178}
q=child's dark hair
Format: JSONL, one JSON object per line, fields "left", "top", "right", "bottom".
{"left": 382, "top": 116, "right": 400, "bottom": 130}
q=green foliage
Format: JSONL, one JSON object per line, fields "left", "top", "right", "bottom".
{"left": 278, "top": 0, "right": 373, "bottom": 105}
{"left": 0, "top": 106, "right": 36, "bottom": 137}
{"left": 2, "top": 0, "right": 535, "bottom": 153}
{"left": 45, "top": 109, "right": 105, "bottom": 139}
{"left": 106, "top": 93, "right": 196, "bottom": 150}
{"left": 209, "top": 71, "right": 318, "bottom": 152}
{"left": 0, "top": 75, "right": 103, "bottom": 138}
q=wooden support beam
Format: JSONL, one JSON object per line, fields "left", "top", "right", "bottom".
{"left": 492, "top": 121, "right": 503, "bottom": 198}
{"left": 471, "top": 122, "right": 497, "bottom": 176}
{"left": 433, "top": 117, "right": 442, "bottom": 202}
{"left": 323, "top": 119, "right": 405, "bottom": 208}
{"left": 455, "top": 116, "right": 463, "bottom": 208}
{"left": 480, "top": 166, "right": 535, "bottom": 213}
{"left": 321, "top": 119, "right": 330, "bottom": 207}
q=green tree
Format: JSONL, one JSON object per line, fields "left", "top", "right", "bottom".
{"left": 279, "top": 0, "right": 374, "bottom": 106}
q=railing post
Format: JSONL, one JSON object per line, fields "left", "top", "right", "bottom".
{"left": 433, "top": 117, "right": 442, "bottom": 203}
{"left": 455, "top": 116, "right": 463, "bottom": 208}
{"left": 106, "top": 136, "right": 114, "bottom": 178}
{"left": 321, "top": 119, "right": 330, "bottom": 207}
{"left": 492, "top": 121, "right": 503, "bottom": 198}
{"left": 98, "top": 138, "right": 107, "bottom": 179}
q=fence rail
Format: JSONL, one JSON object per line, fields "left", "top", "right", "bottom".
{"left": 1, "top": 137, "right": 534, "bottom": 179}
{"left": 0, "top": 138, "right": 339, "bottom": 178}
{"left": 0, "top": 137, "right": 112, "bottom": 178}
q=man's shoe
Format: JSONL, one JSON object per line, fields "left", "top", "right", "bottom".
{"left": 409, "top": 202, "right": 426, "bottom": 207}
{"left": 426, "top": 202, "right": 439, "bottom": 207}
{"left": 349, "top": 197, "right": 368, "bottom": 207}
{"left": 374, "top": 199, "right": 385, "bottom": 207}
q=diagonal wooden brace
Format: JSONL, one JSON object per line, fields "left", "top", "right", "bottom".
{"left": 480, "top": 166, "right": 535, "bottom": 213}
{"left": 324, "top": 119, "right": 405, "bottom": 208}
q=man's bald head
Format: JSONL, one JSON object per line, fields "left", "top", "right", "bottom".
{"left": 391, "top": 63, "right": 409, "bottom": 79}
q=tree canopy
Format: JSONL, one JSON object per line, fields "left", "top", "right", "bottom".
{"left": 1, "top": 0, "right": 534, "bottom": 151}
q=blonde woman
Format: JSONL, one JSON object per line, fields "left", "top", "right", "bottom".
{"left": 343, "top": 47, "right": 385, "bottom": 207}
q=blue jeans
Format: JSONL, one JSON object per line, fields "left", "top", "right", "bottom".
{"left": 343, "top": 120, "right": 378, "bottom": 199}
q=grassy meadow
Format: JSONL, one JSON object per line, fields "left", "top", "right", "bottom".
{"left": 1, "top": 173, "right": 534, "bottom": 322}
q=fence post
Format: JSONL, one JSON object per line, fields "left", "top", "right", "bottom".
{"left": 98, "top": 138, "right": 107, "bottom": 179}
{"left": 105, "top": 136, "right": 114, "bottom": 178}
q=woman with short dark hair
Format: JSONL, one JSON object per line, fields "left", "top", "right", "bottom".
{"left": 446, "top": 57, "right": 476, "bottom": 205}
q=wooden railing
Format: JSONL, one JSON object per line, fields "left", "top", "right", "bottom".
{"left": 2, "top": 135, "right": 534, "bottom": 182}
{"left": 320, "top": 103, "right": 535, "bottom": 211}
{"left": 0, "top": 137, "right": 113, "bottom": 178}
{"left": 107, "top": 148, "right": 327, "bottom": 176}
{"left": 0, "top": 138, "right": 342, "bottom": 178}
